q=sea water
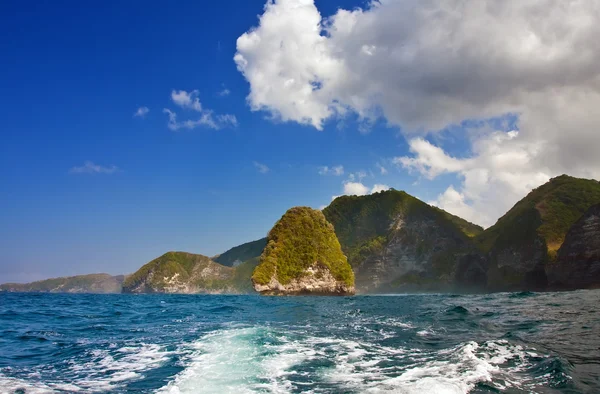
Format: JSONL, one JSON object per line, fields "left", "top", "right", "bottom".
{"left": 0, "top": 291, "right": 599, "bottom": 393}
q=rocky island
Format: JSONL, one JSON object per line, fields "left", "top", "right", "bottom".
{"left": 4, "top": 175, "right": 600, "bottom": 295}
{"left": 121, "top": 252, "right": 236, "bottom": 294}
{"left": 252, "top": 207, "right": 355, "bottom": 295}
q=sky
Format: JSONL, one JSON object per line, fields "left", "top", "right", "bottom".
{"left": 2, "top": 0, "right": 600, "bottom": 283}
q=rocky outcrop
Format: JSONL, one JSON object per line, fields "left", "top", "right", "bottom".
{"left": 254, "top": 263, "right": 355, "bottom": 295}
{"left": 478, "top": 175, "right": 600, "bottom": 291}
{"left": 122, "top": 252, "right": 237, "bottom": 294}
{"left": 252, "top": 207, "right": 355, "bottom": 296}
{"left": 323, "top": 190, "right": 484, "bottom": 293}
{"left": 547, "top": 204, "right": 600, "bottom": 289}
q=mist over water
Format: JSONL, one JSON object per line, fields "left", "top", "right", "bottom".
{"left": 0, "top": 291, "right": 599, "bottom": 393}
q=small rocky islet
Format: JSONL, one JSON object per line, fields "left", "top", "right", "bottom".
{"left": 2, "top": 175, "right": 600, "bottom": 295}
{"left": 251, "top": 207, "right": 355, "bottom": 295}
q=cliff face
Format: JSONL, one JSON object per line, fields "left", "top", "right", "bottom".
{"left": 547, "top": 204, "right": 600, "bottom": 289}
{"left": 0, "top": 274, "right": 125, "bottom": 293}
{"left": 323, "top": 190, "right": 485, "bottom": 293}
{"left": 122, "top": 252, "right": 236, "bottom": 294}
{"left": 254, "top": 262, "right": 354, "bottom": 295}
{"left": 476, "top": 175, "right": 600, "bottom": 291}
{"left": 252, "top": 207, "right": 355, "bottom": 295}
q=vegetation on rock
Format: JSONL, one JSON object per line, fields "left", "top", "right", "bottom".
{"left": 323, "top": 189, "right": 482, "bottom": 269}
{"left": 213, "top": 238, "right": 267, "bottom": 267}
{"left": 252, "top": 207, "right": 354, "bottom": 287}
{"left": 476, "top": 175, "right": 600, "bottom": 257}
{"left": 122, "top": 252, "right": 235, "bottom": 293}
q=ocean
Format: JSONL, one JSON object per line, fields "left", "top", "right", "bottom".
{"left": 0, "top": 291, "right": 599, "bottom": 393}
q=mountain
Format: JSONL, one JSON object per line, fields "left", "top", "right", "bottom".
{"left": 476, "top": 175, "right": 600, "bottom": 291}
{"left": 0, "top": 274, "right": 125, "bottom": 293}
{"left": 213, "top": 238, "right": 267, "bottom": 267}
{"left": 122, "top": 252, "right": 237, "bottom": 294}
{"left": 546, "top": 203, "right": 600, "bottom": 290}
{"left": 252, "top": 207, "right": 355, "bottom": 295}
{"left": 322, "top": 189, "right": 484, "bottom": 293}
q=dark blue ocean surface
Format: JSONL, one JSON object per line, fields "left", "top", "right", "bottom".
{"left": 0, "top": 291, "right": 599, "bottom": 393}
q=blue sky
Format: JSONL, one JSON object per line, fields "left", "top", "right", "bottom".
{"left": 3, "top": 0, "right": 598, "bottom": 283}
{"left": 0, "top": 0, "right": 448, "bottom": 282}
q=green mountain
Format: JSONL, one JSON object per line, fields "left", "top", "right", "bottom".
{"left": 122, "top": 252, "right": 237, "bottom": 294}
{"left": 0, "top": 273, "right": 125, "bottom": 293}
{"left": 322, "top": 189, "right": 484, "bottom": 292}
{"left": 477, "top": 175, "right": 600, "bottom": 290}
{"left": 548, "top": 203, "right": 600, "bottom": 290}
{"left": 213, "top": 238, "right": 267, "bottom": 267}
{"left": 20, "top": 175, "right": 599, "bottom": 295}
{"left": 253, "top": 207, "right": 355, "bottom": 295}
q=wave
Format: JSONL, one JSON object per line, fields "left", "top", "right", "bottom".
{"left": 156, "top": 325, "right": 560, "bottom": 394}
{"left": 0, "top": 342, "right": 173, "bottom": 393}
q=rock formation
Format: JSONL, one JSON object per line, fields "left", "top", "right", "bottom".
{"left": 252, "top": 207, "right": 355, "bottom": 295}
{"left": 122, "top": 252, "right": 236, "bottom": 294}
{"left": 547, "top": 204, "right": 600, "bottom": 289}
{"left": 323, "top": 190, "right": 484, "bottom": 293}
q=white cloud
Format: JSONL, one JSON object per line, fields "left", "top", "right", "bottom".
{"left": 133, "top": 106, "right": 149, "bottom": 118}
{"left": 253, "top": 161, "right": 270, "bottom": 174}
{"left": 218, "top": 88, "right": 231, "bottom": 97}
{"left": 318, "top": 165, "right": 344, "bottom": 176}
{"left": 397, "top": 132, "right": 552, "bottom": 227}
{"left": 347, "top": 171, "right": 367, "bottom": 182}
{"left": 371, "top": 184, "right": 390, "bottom": 194}
{"left": 343, "top": 181, "right": 369, "bottom": 196}
{"left": 69, "top": 161, "right": 119, "bottom": 175}
{"left": 164, "top": 89, "right": 237, "bottom": 131}
{"left": 171, "top": 90, "right": 202, "bottom": 111}
{"left": 377, "top": 163, "right": 388, "bottom": 175}
{"left": 237, "top": 0, "right": 600, "bottom": 226}
{"left": 340, "top": 181, "right": 389, "bottom": 197}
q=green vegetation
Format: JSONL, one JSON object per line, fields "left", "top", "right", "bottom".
{"left": 231, "top": 257, "right": 261, "bottom": 292}
{"left": 475, "top": 175, "right": 600, "bottom": 256}
{"left": 323, "top": 189, "right": 480, "bottom": 267}
{"left": 122, "top": 252, "right": 234, "bottom": 293}
{"left": 213, "top": 238, "right": 267, "bottom": 267}
{"left": 434, "top": 207, "right": 484, "bottom": 238}
{"left": 0, "top": 274, "right": 124, "bottom": 293}
{"left": 252, "top": 207, "right": 354, "bottom": 286}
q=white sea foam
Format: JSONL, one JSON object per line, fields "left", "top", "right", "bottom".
{"left": 157, "top": 327, "right": 319, "bottom": 394}
{"left": 325, "top": 339, "right": 543, "bottom": 394}
{"left": 0, "top": 343, "right": 172, "bottom": 393}
{"left": 68, "top": 343, "right": 172, "bottom": 391}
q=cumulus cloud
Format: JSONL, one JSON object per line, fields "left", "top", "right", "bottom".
{"left": 343, "top": 181, "right": 369, "bottom": 196}
{"left": 319, "top": 165, "right": 344, "bottom": 176}
{"left": 371, "top": 184, "right": 390, "bottom": 194}
{"left": 340, "top": 180, "right": 389, "bottom": 197}
{"left": 171, "top": 90, "right": 203, "bottom": 111}
{"left": 253, "top": 161, "right": 270, "bottom": 174}
{"left": 236, "top": 0, "right": 600, "bottom": 226}
{"left": 69, "top": 161, "right": 119, "bottom": 175}
{"left": 218, "top": 88, "right": 231, "bottom": 97}
{"left": 133, "top": 106, "right": 149, "bottom": 118}
{"left": 397, "top": 132, "right": 552, "bottom": 227}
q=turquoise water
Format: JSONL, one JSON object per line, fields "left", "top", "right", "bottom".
{"left": 0, "top": 291, "right": 599, "bottom": 393}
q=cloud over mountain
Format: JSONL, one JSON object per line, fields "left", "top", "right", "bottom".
{"left": 236, "top": 0, "right": 600, "bottom": 227}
